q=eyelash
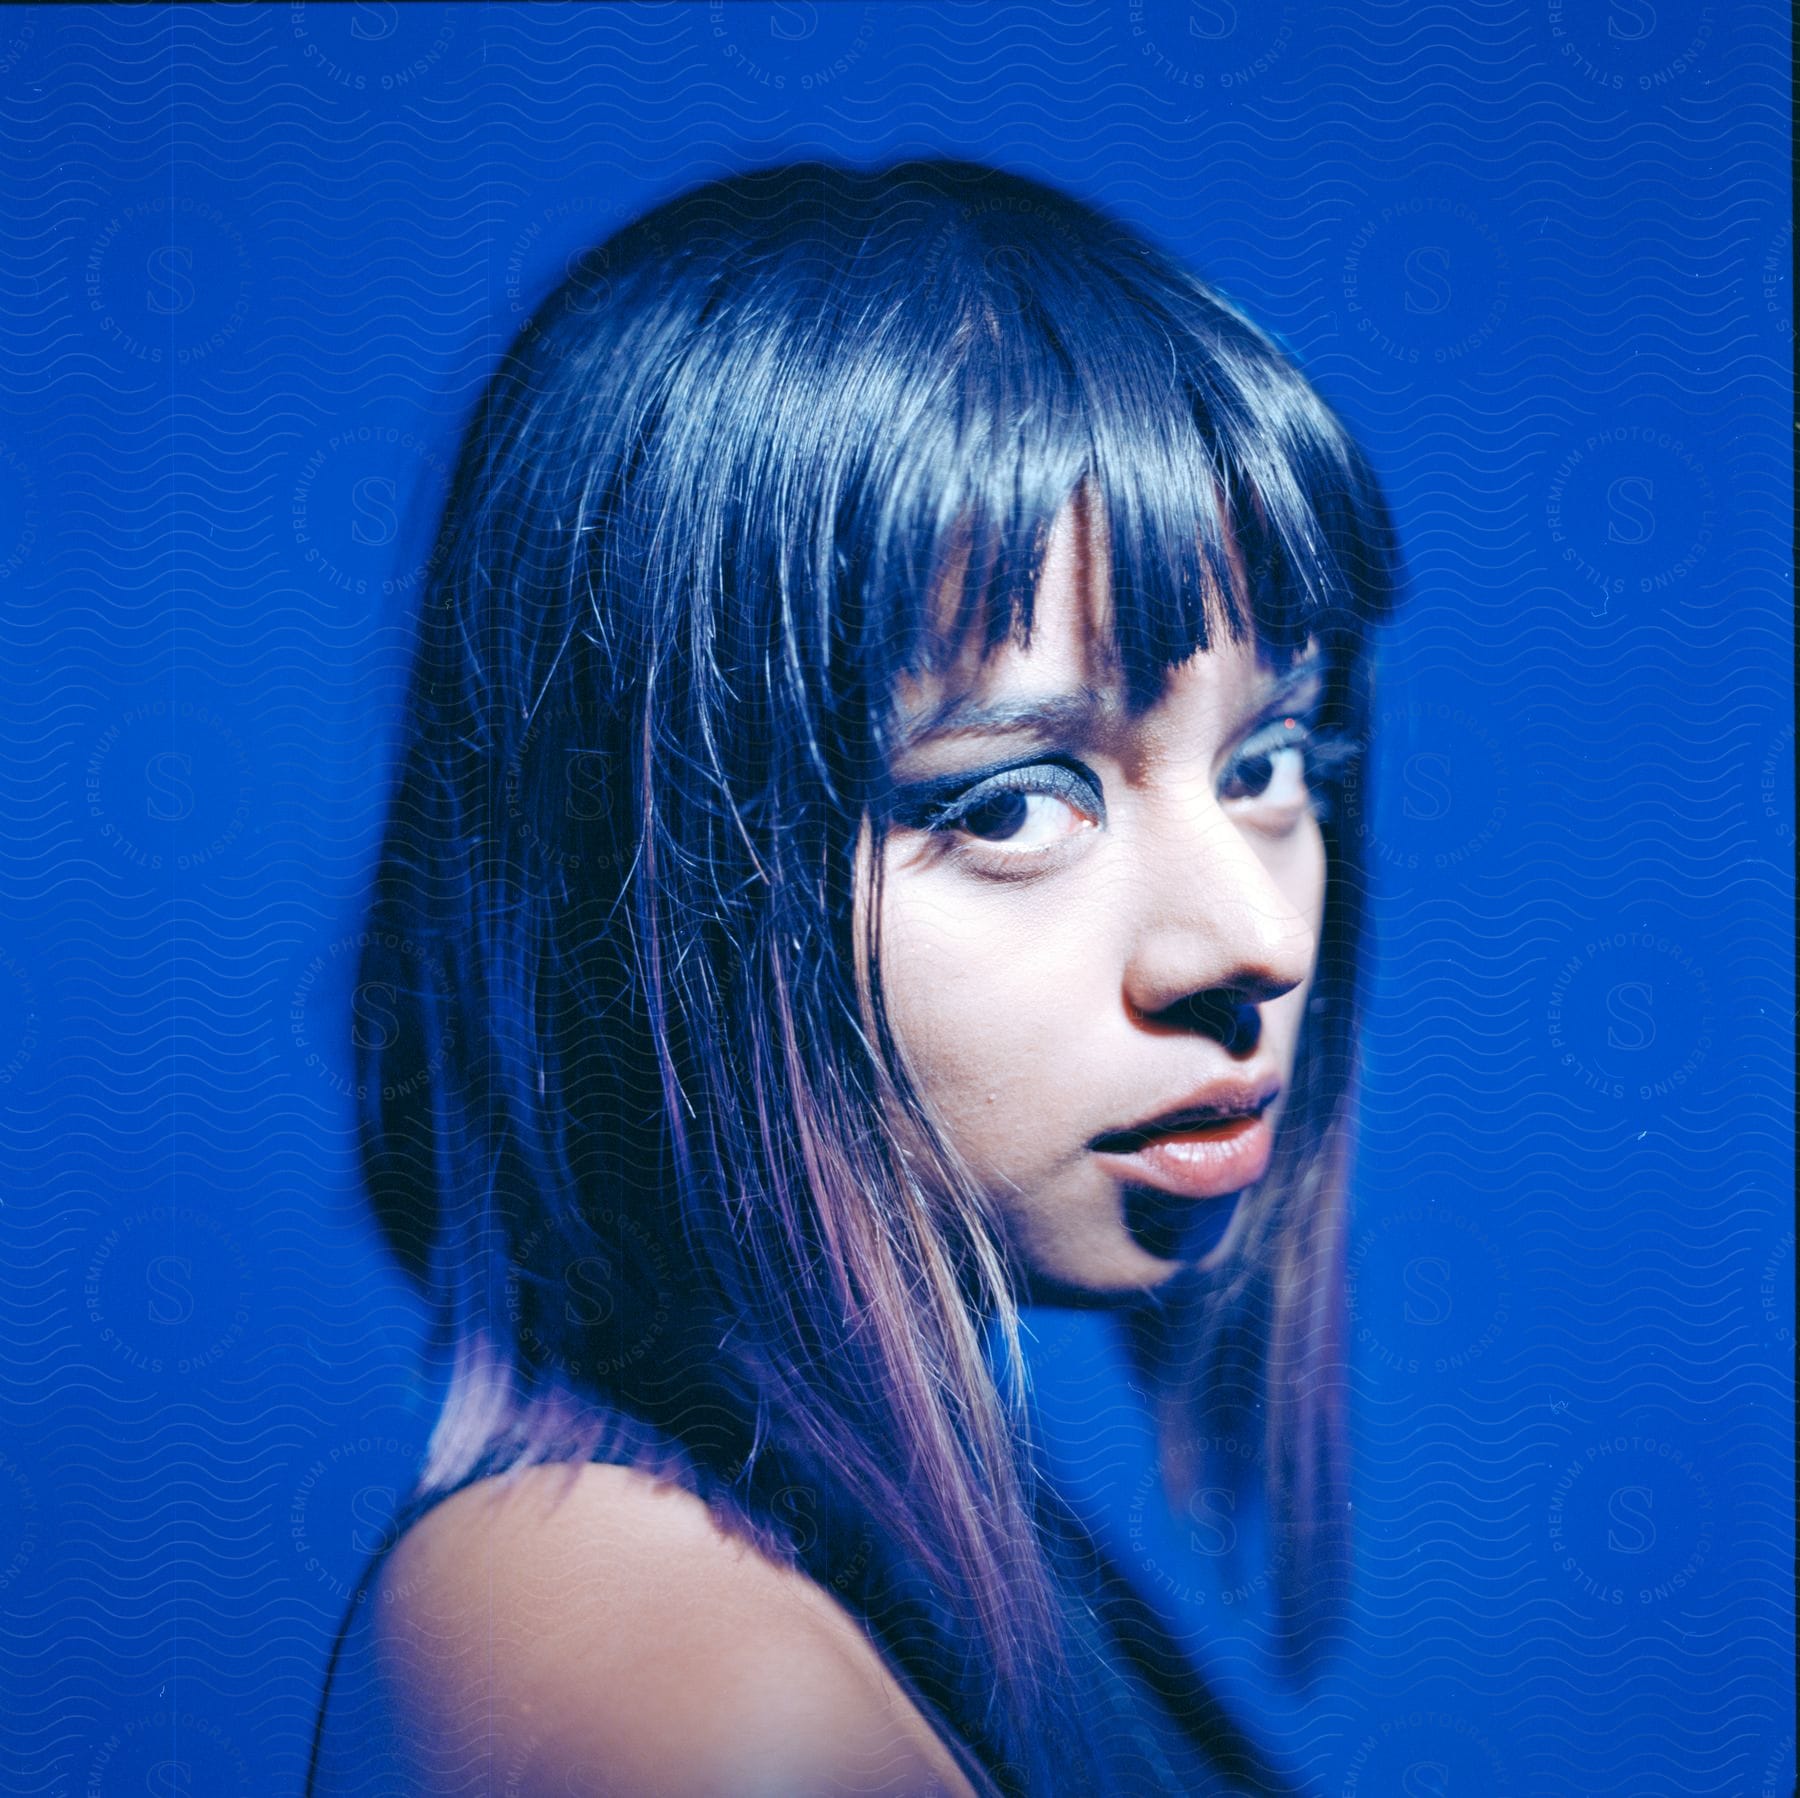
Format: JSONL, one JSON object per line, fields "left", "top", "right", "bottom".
{"left": 1223, "top": 713, "right": 1364, "bottom": 821}
{"left": 892, "top": 706, "right": 1364, "bottom": 858}
{"left": 892, "top": 755, "right": 1103, "bottom": 837}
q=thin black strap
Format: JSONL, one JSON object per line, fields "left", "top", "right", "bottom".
{"left": 307, "top": 1455, "right": 1307, "bottom": 1798}
{"left": 302, "top": 1533, "right": 397, "bottom": 1796}
{"left": 302, "top": 1465, "right": 502, "bottom": 1798}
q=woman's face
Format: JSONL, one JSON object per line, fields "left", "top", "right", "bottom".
{"left": 868, "top": 496, "right": 1328, "bottom": 1297}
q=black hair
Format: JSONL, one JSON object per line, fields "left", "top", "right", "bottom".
{"left": 353, "top": 157, "right": 1400, "bottom": 1794}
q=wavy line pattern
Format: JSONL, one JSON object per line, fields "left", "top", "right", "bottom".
{"left": 0, "top": 3, "right": 1789, "bottom": 1794}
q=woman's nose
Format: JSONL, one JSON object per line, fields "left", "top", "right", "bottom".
{"left": 1118, "top": 802, "right": 1318, "bottom": 1034}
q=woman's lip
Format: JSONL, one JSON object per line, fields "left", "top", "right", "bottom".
{"left": 1092, "top": 1114, "right": 1273, "bottom": 1201}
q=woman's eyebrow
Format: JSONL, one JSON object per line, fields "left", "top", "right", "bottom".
{"left": 1257, "top": 650, "right": 1325, "bottom": 711}
{"left": 900, "top": 651, "right": 1325, "bottom": 749}
{"left": 898, "top": 686, "right": 1116, "bottom": 748}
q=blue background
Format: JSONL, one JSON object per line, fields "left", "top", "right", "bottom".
{"left": 0, "top": 4, "right": 1790, "bottom": 1793}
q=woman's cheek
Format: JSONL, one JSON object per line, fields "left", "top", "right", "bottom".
{"left": 879, "top": 866, "right": 1094, "bottom": 1161}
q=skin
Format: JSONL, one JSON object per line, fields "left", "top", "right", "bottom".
{"left": 336, "top": 1463, "right": 981, "bottom": 1797}
{"left": 870, "top": 490, "right": 1328, "bottom": 1298}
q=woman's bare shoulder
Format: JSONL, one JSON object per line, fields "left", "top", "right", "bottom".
{"left": 363, "top": 1460, "right": 981, "bottom": 1797}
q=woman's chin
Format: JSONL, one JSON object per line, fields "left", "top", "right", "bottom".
{"left": 1013, "top": 1243, "right": 1193, "bottom": 1307}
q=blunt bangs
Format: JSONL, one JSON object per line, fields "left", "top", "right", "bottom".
{"left": 585, "top": 159, "right": 1398, "bottom": 772}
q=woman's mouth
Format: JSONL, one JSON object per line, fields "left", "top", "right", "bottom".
{"left": 1091, "top": 1112, "right": 1274, "bottom": 1203}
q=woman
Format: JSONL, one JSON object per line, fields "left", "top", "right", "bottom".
{"left": 306, "top": 158, "right": 1401, "bottom": 1797}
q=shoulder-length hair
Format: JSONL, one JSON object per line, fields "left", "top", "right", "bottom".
{"left": 355, "top": 157, "right": 1399, "bottom": 1794}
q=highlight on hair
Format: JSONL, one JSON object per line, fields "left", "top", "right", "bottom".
{"left": 352, "top": 157, "right": 1400, "bottom": 1793}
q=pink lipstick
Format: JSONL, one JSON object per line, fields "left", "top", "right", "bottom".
{"left": 1090, "top": 1076, "right": 1280, "bottom": 1207}
{"left": 1093, "top": 1113, "right": 1273, "bottom": 1201}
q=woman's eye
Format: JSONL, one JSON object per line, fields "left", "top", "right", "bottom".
{"left": 955, "top": 785, "right": 1092, "bottom": 847}
{"left": 1220, "top": 716, "right": 1358, "bottom": 813}
{"left": 1221, "top": 725, "right": 1311, "bottom": 806}
{"left": 903, "top": 761, "right": 1104, "bottom": 855}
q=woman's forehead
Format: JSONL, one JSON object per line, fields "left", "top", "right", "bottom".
{"left": 915, "top": 494, "right": 1113, "bottom": 682}
{"left": 901, "top": 487, "right": 1264, "bottom": 726}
